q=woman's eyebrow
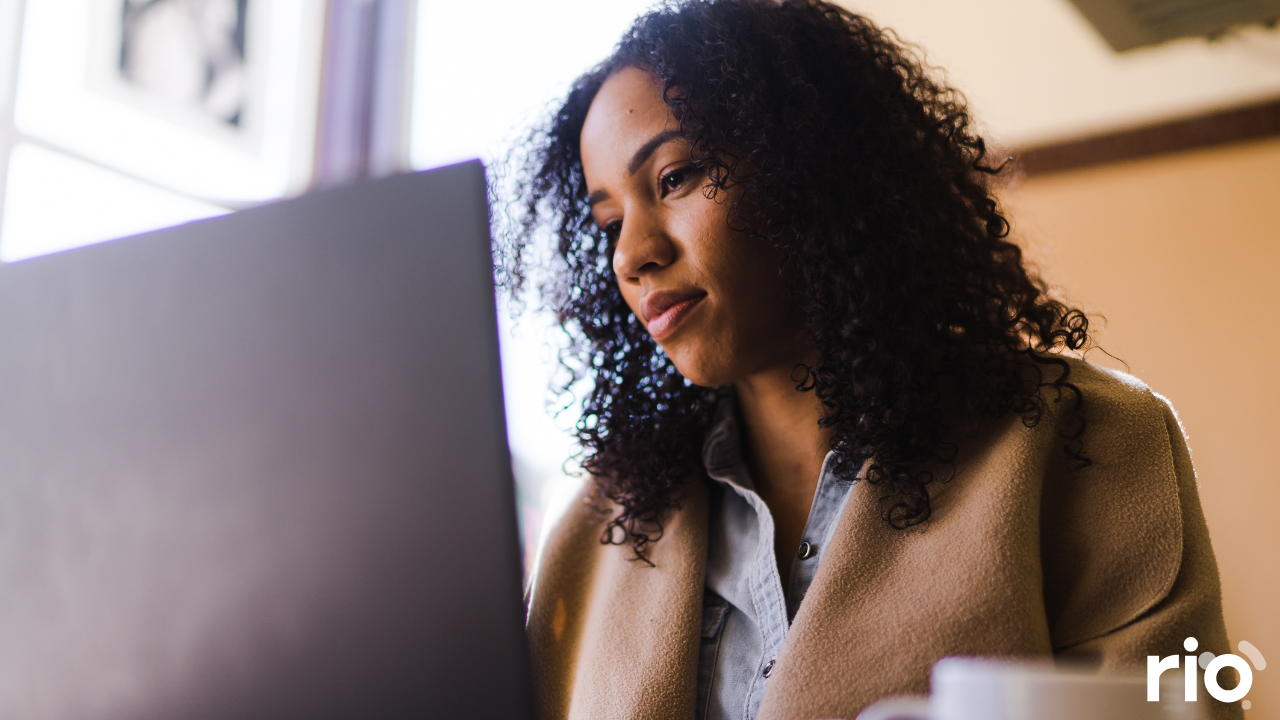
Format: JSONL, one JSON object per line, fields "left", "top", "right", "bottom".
{"left": 585, "top": 130, "right": 683, "bottom": 208}
{"left": 627, "top": 130, "right": 683, "bottom": 175}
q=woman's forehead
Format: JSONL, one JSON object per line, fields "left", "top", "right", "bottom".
{"left": 580, "top": 68, "right": 677, "bottom": 177}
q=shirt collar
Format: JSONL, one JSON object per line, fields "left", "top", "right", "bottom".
{"left": 701, "top": 390, "right": 752, "bottom": 488}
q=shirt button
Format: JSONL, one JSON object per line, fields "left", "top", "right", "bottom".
{"left": 762, "top": 658, "right": 776, "bottom": 678}
{"left": 797, "top": 541, "right": 816, "bottom": 560}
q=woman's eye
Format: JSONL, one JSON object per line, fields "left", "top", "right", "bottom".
{"left": 603, "top": 220, "right": 623, "bottom": 241}
{"left": 660, "top": 167, "right": 693, "bottom": 196}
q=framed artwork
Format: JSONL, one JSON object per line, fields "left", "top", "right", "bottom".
{"left": 117, "top": 0, "right": 250, "bottom": 130}
{"left": 13, "top": 0, "right": 325, "bottom": 203}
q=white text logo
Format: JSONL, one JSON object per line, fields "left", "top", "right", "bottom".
{"left": 1148, "top": 637, "right": 1266, "bottom": 710}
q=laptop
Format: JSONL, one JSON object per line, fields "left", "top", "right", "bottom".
{"left": 0, "top": 162, "right": 534, "bottom": 719}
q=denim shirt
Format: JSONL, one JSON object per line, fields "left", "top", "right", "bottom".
{"left": 696, "top": 396, "right": 856, "bottom": 720}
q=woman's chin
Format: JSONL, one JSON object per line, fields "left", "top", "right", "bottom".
{"left": 665, "top": 348, "right": 737, "bottom": 388}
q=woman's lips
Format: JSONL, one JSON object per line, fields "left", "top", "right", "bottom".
{"left": 641, "top": 289, "right": 706, "bottom": 342}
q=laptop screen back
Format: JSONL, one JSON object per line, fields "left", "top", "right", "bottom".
{"left": 0, "top": 163, "right": 533, "bottom": 720}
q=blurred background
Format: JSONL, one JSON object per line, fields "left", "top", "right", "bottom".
{"left": 0, "top": 0, "right": 1275, "bottom": 716}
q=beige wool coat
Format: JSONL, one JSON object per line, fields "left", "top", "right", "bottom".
{"left": 526, "top": 360, "right": 1241, "bottom": 720}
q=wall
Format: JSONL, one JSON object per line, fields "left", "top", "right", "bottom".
{"left": 1003, "top": 137, "right": 1280, "bottom": 719}
{"left": 840, "top": 0, "right": 1280, "bottom": 147}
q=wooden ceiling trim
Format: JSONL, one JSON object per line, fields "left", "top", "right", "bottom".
{"left": 1014, "top": 96, "right": 1280, "bottom": 176}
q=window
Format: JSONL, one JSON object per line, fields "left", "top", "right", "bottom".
{"left": 0, "top": 0, "right": 324, "bottom": 261}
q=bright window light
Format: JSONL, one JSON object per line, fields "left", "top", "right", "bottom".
{"left": 410, "top": 0, "right": 659, "bottom": 560}
{"left": 411, "top": 0, "right": 658, "bottom": 170}
{"left": 1, "top": 143, "right": 229, "bottom": 263}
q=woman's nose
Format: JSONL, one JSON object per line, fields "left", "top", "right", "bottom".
{"left": 611, "top": 214, "right": 676, "bottom": 284}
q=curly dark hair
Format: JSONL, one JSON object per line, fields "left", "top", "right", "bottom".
{"left": 499, "top": 0, "right": 1090, "bottom": 558}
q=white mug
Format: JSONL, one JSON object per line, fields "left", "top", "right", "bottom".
{"left": 855, "top": 658, "right": 1205, "bottom": 720}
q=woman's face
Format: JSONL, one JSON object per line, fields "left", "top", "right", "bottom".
{"left": 579, "top": 67, "right": 804, "bottom": 387}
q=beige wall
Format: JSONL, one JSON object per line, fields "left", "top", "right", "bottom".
{"left": 1003, "top": 138, "right": 1280, "bottom": 719}
{"left": 839, "top": 0, "right": 1280, "bottom": 147}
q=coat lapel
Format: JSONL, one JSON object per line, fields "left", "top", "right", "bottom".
{"left": 757, "top": 412, "right": 1056, "bottom": 720}
{"left": 528, "top": 479, "right": 708, "bottom": 720}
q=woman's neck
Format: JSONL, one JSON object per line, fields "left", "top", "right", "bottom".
{"left": 734, "top": 357, "right": 831, "bottom": 582}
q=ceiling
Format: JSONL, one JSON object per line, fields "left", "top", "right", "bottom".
{"left": 836, "top": 0, "right": 1280, "bottom": 147}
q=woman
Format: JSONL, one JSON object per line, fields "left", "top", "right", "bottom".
{"left": 506, "top": 1, "right": 1238, "bottom": 719}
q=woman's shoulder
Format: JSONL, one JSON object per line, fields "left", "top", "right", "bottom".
{"left": 1060, "top": 356, "right": 1181, "bottom": 432}
{"left": 1045, "top": 357, "right": 1190, "bottom": 506}
{"left": 970, "top": 356, "right": 1187, "bottom": 480}
{"left": 928, "top": 356, "right": 1192, "bottom": 649}
{"left": 1032, "top": 357, "right": 1193, "bottom": 649}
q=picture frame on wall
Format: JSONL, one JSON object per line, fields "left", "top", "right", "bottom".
{"left": 108, "top": 0, "right": 252, "bottom": 136}
{"left": 13, "top": 0, "right": 325, "bottom": 203}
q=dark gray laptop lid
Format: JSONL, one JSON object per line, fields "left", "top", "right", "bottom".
{"left": 0, "top": 162, "right": 533, "bottom": 720}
